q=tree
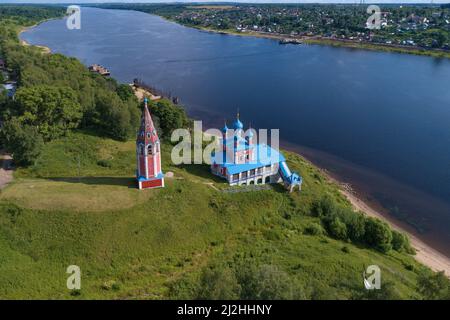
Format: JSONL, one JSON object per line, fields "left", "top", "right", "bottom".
{"left": 311, "top": 195, "right": 336, "bottom": 217}
{"left": 392, "top": 230, "right": 414, "bottom": 253}
{"left": 342, "top": 211, "right": 366, "bottom": 243}
{"left": 417, "top": 271, "right": 450, "bottom": 300}
{"left": 116, "top": 84, "right": 135, "bottom": 102}
{"left": 15, "top": 85, "right": 83, "bottom": 140}
{"left": 1, "top": 118, "right": 44, "bottom": 166}
{"left": 324, "top": 216, "right": 348, "bottom": 240}
{"left": 364, "top": 218, "right": 393, "bottom": 253}
{"left": 354, "top": 281, "right": 401, "bottom": 300}
{"left": 150, "top": 99, "right": 189, "bottom": 138}
{"left": 92, "top": 89, "right": 140, "bottom": 141}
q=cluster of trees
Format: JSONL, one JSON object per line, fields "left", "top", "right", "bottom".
{"left": 149, "top": 98, "right": 190, "bottom": 139}
{"left": 170, "top": 262, "right": 305, "bottom": 300}
{"left": 101, "top": 3, "right": 450, "bottom": 50}
{"left": 0, "top": 5, "right": 65, "bottom": 26}
{"left": 312, "top": 195, "right": 414, "bottom": 254}
{"left": 0, "top": 49, "right": 141, "bottom": 164}
{"left": 0, "top": 6, "right": 187, "bottom": 166}
{"left": 170, "top": 257, "right": 450, "bottom": 300}
{"left": 417, "top": 270, "right": 450, "bottom": 300}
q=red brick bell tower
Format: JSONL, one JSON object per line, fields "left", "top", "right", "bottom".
{"left": 136, "top": 98, "right": 164, "bottom": 189}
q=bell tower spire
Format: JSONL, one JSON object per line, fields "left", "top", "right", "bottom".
{"left": 136, "top": 97, "right": 164, "bottom": 189}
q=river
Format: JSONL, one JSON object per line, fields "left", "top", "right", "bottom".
{"left": 21, "top": 7, "right": 450, "bottom": 257}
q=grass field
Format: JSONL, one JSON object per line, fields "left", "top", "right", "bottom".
{"left": 0, "top": 131, "right": 426, "bottom": 299}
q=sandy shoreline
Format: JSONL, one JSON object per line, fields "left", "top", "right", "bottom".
{"left": 343, "top": 187, "right": 450, "bottom": 275}
{"left": 19, "top": 23, "right": 52, "bottom": 54}
{"left": 299, "top": 153, "right": 450, "bottom": 276}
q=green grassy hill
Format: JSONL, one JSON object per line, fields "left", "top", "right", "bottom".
{"left": 0, "top": 131, "right": 426, "bottom": 299}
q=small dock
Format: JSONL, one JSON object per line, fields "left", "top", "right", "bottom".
{"left": 88, "top": 64, "right": 110, "bottom": 76}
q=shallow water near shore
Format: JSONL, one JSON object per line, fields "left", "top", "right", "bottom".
{"left": 21, "top": 7, "right": 450, "bottom": 258}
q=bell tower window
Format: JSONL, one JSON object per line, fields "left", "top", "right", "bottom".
{"left": 147, "top": 144, "right": 153, "bottom": 155}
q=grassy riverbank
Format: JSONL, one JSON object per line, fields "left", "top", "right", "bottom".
{"left": 0, "top": 131, "right": 429, "bottom": 299}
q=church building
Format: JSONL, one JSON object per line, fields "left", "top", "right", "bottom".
{"left": 210, "top": 115, "right": 302, "bottom": 192}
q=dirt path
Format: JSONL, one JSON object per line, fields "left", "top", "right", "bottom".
{"left": 0, "top": 153, "right": 13, "bottom": 189}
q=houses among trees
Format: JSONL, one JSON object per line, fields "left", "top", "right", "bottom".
{"left": 101, "top": 3, "right": 450, "bottom": 50}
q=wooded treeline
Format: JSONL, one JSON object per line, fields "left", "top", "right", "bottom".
{"left": 0, "top": 5, "right": 188, "bottom": 165}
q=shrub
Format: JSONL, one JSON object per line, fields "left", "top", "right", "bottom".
{"left": 364, "top": 218, "right": 393, "bottom": 253}
{"left": 150, "top": 99, "right": 189, "bottom": 138}
{"left": 405, "top": 264, "right": 415, "bottom": 271}
{"left": 354, "top": 281, "right": 401, "bottom": 300}
{"left": 392, "top": 230, "right": 414, "bottom": 253}
{"left": 168, "top": 276, "right": 198, "bottom": 299}
{"left": 340, "top": 210, "right": 366, "bottom": 243}
{"left": 237, "top": 264, "right": 304, "bottom": 300}
{"left": 311, "top": 195, "right": 336, "bottom": 217}
{"left": 196, "top": 265, "right": 241, "bottom": 300}
{"left": 324, "top": 216, "right": 347, "bottom": 240}
{"left": 1, "top": 118, "right": 44, "bottom": 166}
{"left": 69, "top": 289, "right": 81, "bottom": 297}
{"left": 97, "top": 159, "right": 112, "bottom": 168}
{"left": 417, "top": 271, "right": 450, "bottom": 300}
{"left": 304, "top": 222, "right": 324, "bottom": 236}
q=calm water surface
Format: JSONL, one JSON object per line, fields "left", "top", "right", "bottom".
{"left": 22, "top": 8, "right": 450, "bottom": 256}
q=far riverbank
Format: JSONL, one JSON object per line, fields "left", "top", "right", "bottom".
{"left": 160, "top": 17, "right": 450, "bottom": 59}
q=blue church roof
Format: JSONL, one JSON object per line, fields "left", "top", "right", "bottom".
{"left": 233, "top": 118, "right": 243, "bottom": 130}
{"left": 222, "top": 123, "right": 229, "bottom": 133}
{"left": 211, "top": 143, "right": 285, "bottom": 175}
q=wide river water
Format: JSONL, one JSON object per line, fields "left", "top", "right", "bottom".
{"left": 21, "top": 7, "right": 450, "bottom": 257}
